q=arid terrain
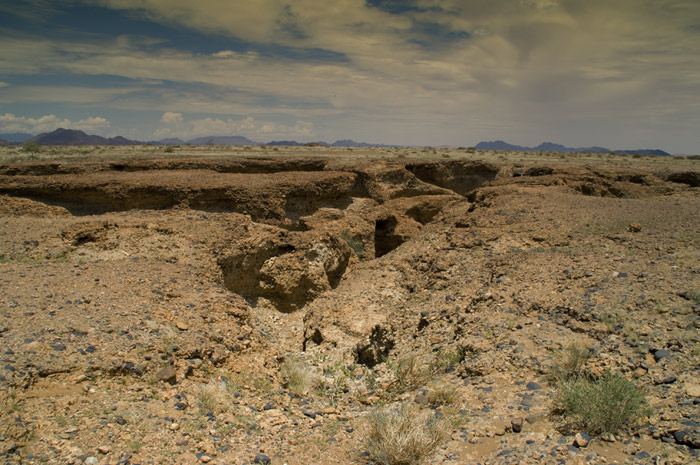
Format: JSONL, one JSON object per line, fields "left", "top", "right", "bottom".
{"left": 0, "top": 145, "right": 698, "bottom": 465}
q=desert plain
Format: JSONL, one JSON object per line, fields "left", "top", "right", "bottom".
{"left": 0, "top": 145, "right": 699, "bottom": 465}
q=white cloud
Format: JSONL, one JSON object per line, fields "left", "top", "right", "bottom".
{"left": 154, "top": 115, "right": 314, "bottom": 141}
{"left": 160, "top": 111, "right": 183, "bottom": 124}
{"left": 2, "top": 1, "right": 699, "bottom": 149}
{"left": 0, "top": 82, "right": 8, "bottom": 88}
{"left": 0, "top": 113, "right": 111, "bottom": 134}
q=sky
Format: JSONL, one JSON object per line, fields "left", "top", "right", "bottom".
{"left": 1, "top": 0, "right": 699, "bottom": 153}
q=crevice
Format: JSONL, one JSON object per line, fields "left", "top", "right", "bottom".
{"left": 374, "top": 216, "right": 405, "bottom": 257}
{"left": 404, "top": 161, "right": 499, "bottom": 196}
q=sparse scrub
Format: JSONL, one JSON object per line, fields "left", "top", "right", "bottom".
{"left": 684, "top": 290, "right": 700, "bottom": 305}
{"left": 21, "top": 141, "right": 40, "bottom": 153}
{"left": 365, "top": 402, "right": 449, "bottom": 465}
{"left": 389, "top": 354, "right": 429, "bottom": 391}
{"left": 282, "top": 357, "right": 317, "bottom": 396}
{"left": 555, "top": 371, "right": 648, "bottom": 435}
{"left": 427, "top": 383, "right": 460, "bottom": 406}
{"left": 430, "top": 348, "right": 465, "bottom": 373}
{"left": 548, "top": 344, "right": 592, "bottom": 383}
{"left": 196, "top": 375, "right": 237, "bottom": 414}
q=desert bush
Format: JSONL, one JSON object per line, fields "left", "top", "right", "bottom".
{"left": 548, "top": 344, "right": 591, "bottom": 383}
{"left": 389, "top": 354, "right": 429, "bottom": 391}
{"left": 366, "top": 402, "right": 449, "bottom": 465}
{"left": 555, "top": 371, "right": 648, "bottom": 435}
{"left": 21, "top": 141, "right": 40, "bottom": 153}
{"left": 430, "top": 347, "right": 465, "bottom": 373}
{"left": 282, "top": 357, "right": 317, "bottom": 396}
{"left": 196, "top": 374, "right": 238, "bottom": 414}
{"left": 427, "top": 383, "right": 460, "bottom": 406}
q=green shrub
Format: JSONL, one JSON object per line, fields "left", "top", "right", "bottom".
{"left": 555, "top": 371, "right": 648, "bottom": 435}
{"left": 388, "top": 354, "right": 429, "bottom": 392}
{"left": 366, "top": 402, "right": 449, "bottom": 465}
{"left": 21, "top": 141, "right": 41, "bottom": 153}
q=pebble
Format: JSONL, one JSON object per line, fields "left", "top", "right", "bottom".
{"left": 653, "top": 349, "right": 671, "bottom": 362}
{"left": 414, "top": 393, "right": 429, "bottom": 405}
{"left": 574, "top": 432, "right": 590, "bottom": 448}
{"left": 511, "top": 417, "right": 523, "bottom": 433}
{"left": 253, "top": 454, "right": 271, "bottom": 464}
{"left": 84, "top": 457, "right": 99, "bottom": 465}
{"left": 168, "top": 422, "right": 180, "bottom": 431}
{"left": 97, "top": 445, "right": 111, "bottom": 454}
{"left": 156, "top": 366, "right": 177, "bottom": 385}
{"left": 685, "top": 384, "right": 700, "bottom": 398}
{"left": 175, "top": 319, "right": 189, "bottom": 331}
{"left": 526, "top": 381, "right": 542, "bottom": 391}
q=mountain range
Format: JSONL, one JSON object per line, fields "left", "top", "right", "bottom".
{"left": 475, "top": 140, "right": 669, "bottom": 156}
{"left": 0, "top": 129, "right": 671, "bottom": 155}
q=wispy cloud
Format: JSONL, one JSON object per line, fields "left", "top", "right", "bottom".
{"left": 154, "top": 113, "right": 314, "bottom": 140}
{"left": 0, "top": 113, "right": 111, "bottom": 134}
{"left": 1, "top": 1, "right": 699, "bottom": 149}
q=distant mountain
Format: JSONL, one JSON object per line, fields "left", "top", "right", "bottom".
{"left": 532, "top": 142, "right": 609, "bottom": 153}
{"left": 0, "top": 139, "right": 8, "bottom": 145}
{"left": 266, "top": 140, "right": 303, "bottom": 146}
{"left": 186, "top": 136, "right": 257, "bottom": 145}
{"left": 265, "top": 139, "right": 395, "bottom": 147}
{"left": 154, "top": 138, "right": 186, "bottom": 145}
{"left": 0, "top": 132, "right": 34, "bottom": 143}
{"left": 614, "top": 149, "right": 670, "bottom": 156}
{"left": 475, "top": 140, "right": 529, "bottom": 151}
{"left": 331, "top": 139, "right": 399, "bottom": 148}
{"left": 28, "top": 128, "right": 142, "bottom": 146}
{"left": 475, "top": 140, "right": 669, "bottom": 156}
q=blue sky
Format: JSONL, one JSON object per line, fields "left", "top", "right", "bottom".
{"left": 1, "top": 0, "right": 699, "bottom": 152}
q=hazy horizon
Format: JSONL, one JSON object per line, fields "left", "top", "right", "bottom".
{"left": 1, "top": 1, "right": 699, "bottom": 153}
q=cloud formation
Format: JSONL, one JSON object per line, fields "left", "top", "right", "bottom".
{"left": 0, "top": 113, "right": 111, "bottom": 134}
{"left": 155, "top": 114, "right": 314, "bottom": 140}
{"left": 1, "top": 0, "right": 699, "bottom": 150}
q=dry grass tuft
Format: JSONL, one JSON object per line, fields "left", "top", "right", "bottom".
{"left": 196, "top": 374, "right": 238, "bottom": 414}
{"left": 427, "top": 383, "right": 460, "bottom": 406}
{"left": 282, "top": 357, "right": 317, "bottom": 396}
{"left": 389, "top": 354, "right": 430, "bottom": 391}
{"left": 366, "top": 402, "right": 449, "bottom": 465}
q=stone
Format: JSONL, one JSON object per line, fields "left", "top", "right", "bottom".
{"left": 97, "top": 445, "right": 111, "bottom": 454}
{"left": 628, "top": 223, "right": 642, "bottom": 232}
{"left": 156, "top": 366, "right": 177, "bottom": 385}
{"left": 253, "top": 454, "right": 271, "bottom": 464}
{"left": 175, "top": 319, "right": 189, "bottom": 331}
{"left": 653, "top": 349, "right": 671, "bottom": 362}
{"left": 511, "top": 417, "right": 523, "bottom": 433}
{"left": 84, "top": 457, "right": 99, "bottom": 465}
{"left": 685, "top": 384, "right": 700, "bottom": 398}
{"left": 414, "top": 393, "right": 429, "bottom": 405}
{"left": 574, "top": 432, "right": 590, "bottom": 448}
{"left": 526, "top": 381, "right": 542, "bottom": 391}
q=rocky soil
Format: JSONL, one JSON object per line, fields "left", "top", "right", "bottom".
{"left": 0, "top": 147, "right": 699, "bottom": 465}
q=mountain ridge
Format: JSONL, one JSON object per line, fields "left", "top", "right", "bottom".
{"left": 476, "top": 140, "right": 669, "bottom": 156}
{"left": 5, "top": 129, "right": 672, "bottom": 155}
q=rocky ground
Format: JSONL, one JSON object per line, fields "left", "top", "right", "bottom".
{"left": 0, "top": 146, "right": 699, "bottom": 465}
